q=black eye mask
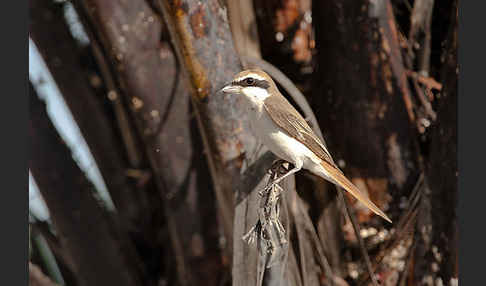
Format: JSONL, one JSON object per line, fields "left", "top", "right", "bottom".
{"left": 233, "top": 77, "right": 270, "bottom": 89}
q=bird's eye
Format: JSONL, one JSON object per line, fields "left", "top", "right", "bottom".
{"left": 245, "top": 78, "right": 255, "bottom": 85}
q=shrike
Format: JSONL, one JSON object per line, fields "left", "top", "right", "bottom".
{"left": 221, "top": 69, "right": 391, "bottom": 223}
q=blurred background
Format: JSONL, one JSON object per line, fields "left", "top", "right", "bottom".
{"left": 29, "top": 0, "right": 457, "bottom": 285}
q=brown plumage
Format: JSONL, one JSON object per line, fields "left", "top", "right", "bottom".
{"left": 222, "top": 69, "right": 392, "bottom": 223}
{"left": 264, "top": 92, "right": 391, "bottom": 223}
{"left": 320, "top": 160, "right": 392, "bottom": 223}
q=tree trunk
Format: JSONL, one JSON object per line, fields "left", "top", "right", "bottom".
{"left": 158, "top": 0, "right": 246, "bottom": 245}
{"left": 227, "top": 0, "right": 262, "bottom": 60}
{"left": 313, "top": 0, "right": 421, "bottom": 226}
{"left": 158, "top": 1, "right": 303, "bottom": 285}
{"left": 71, "top": 0, "right": 227, "bottom": 284}
{"left": 413, "top": 1, "right": 458, "bottom": 284}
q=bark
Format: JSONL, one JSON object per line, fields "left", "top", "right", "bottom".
{"left": 313, "top": 0, "right": 421, "bottom": 226}
{"left": 158, "top": 0, "right": 244, "bottom": 252}
{"left": 227, "top": 0, "right": 262, "bottom": 60}
{"left": 413, "top": 1, "right": 458, "bottom": 284}
{"left": 71, "top": 0, "right": 225, "bottom": 284}
{"left": 29, "top": 0, "right": 144, "bottom": 232}
{"left": 158, "top": 1, "right": 300, "bottom": 285}
{"left": 158, "top": 2, "right": 248, "bottom": 244}
{"left": 29, "top": 82, "right": 144, "bottom": 286}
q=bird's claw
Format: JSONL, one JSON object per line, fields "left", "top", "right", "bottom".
{"left": 242, "top": 225, "right": 258, "bottom": 245}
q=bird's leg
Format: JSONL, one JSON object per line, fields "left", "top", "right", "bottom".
{"left": 242, "top": 220, "right": 261, "bottom": 245}
{"left": 269, "top": 159, "right": 288, "bottom": 175}
{"left": 265, "top": 162, "right": 302, "bottom": 191}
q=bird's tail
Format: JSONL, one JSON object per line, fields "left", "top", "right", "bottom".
{"left": 320, "top": 160, "right": 392, "bottom": 223}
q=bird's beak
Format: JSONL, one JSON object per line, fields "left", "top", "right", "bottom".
{"left": 221, "top": 83, "right": 241, "bottom": 94}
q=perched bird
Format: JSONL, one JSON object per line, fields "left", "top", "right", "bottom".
{"left": 221, "top": 69, "right": 391, "bottom": 223}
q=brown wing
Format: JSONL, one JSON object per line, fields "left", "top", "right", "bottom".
{"left": 263, "top": 94, "right": 337, "bottom": 168}
{"left": 264, "top": 94, "right": 392, "bottom": 223}
{"left": 321, "top": 160, "right": 392, "bottom": 222}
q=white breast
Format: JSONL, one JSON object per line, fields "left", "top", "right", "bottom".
{"left": 247, "top": 105, "right": 322, "bottom": 170}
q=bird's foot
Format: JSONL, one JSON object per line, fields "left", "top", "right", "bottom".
{"left": 242, "top": 221, "right": 262, "bottom": 245}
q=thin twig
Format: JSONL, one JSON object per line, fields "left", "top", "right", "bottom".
{"left": 409, "top": 0, "right": 435, "bottom": 76}
{"left": 242, "top": 160, "right": 289, "bottom": 263}
{"left": 399, "top": 29, "right": 437, "bottom": 125}
{"left": 295, "top": 196, "right": 336, "bottom": 286}
{"left": 30, "top": 219, "right": 76, "bottom": 272}
{"left": 338, "top": 190, "right": 380, "bottom": 286}
{"left": 398, "top": 237, "right": 417, "bottom": 286}
{"left": 407, "top": 0, "right": 437, "bottom": 123}
{"left": 153, "top": 54, "right": 181, "bottom": 136}
{"left": 410, "top": 77, "right": 437, "bottom": 121}
{"left": 406, "top": 70, "right": 443, "bottom": 91}
{"left": 358, "top": 173, "right": 424, "bottom": 286}
{"left": 396, "top": 31, "right": 418, "bottom": 124}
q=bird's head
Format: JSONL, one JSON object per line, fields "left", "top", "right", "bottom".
{"left": 220, "top": 69, "right": 276, "bottom": 102}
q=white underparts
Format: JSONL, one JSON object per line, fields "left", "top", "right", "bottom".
{"left": 245, "top": 103, "right": 330, "bottom": 182}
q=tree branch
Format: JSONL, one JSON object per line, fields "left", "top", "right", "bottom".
{"left": 29, "top": 262, "right": 61, "bottom": 286}
{"left": 29, "top": 82, "right": 145, "bottom": 286}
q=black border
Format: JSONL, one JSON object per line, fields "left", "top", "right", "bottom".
{"left": 1, "top": 0, "right": 28, "bottom": 285}
{"left": 459, "top": 0, "right": 484, "bottom": 285}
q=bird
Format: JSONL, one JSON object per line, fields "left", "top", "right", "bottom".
{"left": 220, "top": 69, "right": 391, "bottom": 223}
